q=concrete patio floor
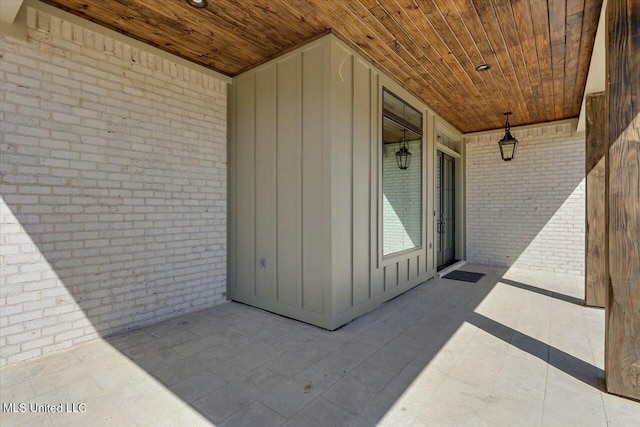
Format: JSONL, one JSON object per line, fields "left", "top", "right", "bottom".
{"left": 1, "top": 265, "right": 639, "bottom": 427}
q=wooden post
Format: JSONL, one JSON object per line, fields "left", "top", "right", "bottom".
{"left": 585, "top": 92, "right": 607, "bottom": 308}
{"left": 605, "top": 0, "right": 640, "bottom": 400}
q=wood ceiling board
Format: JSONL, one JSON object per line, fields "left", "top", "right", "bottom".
{"left": 455, "top": 0, "right": 530, "bottom": 124}
{"left": 564, "top": 0, "right": 586, "bottom": 117}
{"left": 548, "top": 0, "right": 567, "bottom": 119}
{"left": 470, "top": 0, "right": 534, "bottom": 126}
{"left": 340, "top": 0, "right": 397, "bottom": 44}
{"left": 366, "top": 1, "right": 475, "bottom": 127}
{"left": 572, "top": 0, "right": 603, "bottom": 115}
{"left": 215, "top": 0, "right": 319, "bottom": 50}
{"left": 505, "top": 0, "right": 544, "bottom": 121}
{"left": 443, "top": 0, "right": 516, "bottom": 124}
{"left": 433, "top": 0, "right": 508, "bottom": 107}
{"left": 40, "top": 0, "right": 263, "bottom": 73}
{"left": 414, "top": 0, "right": 498, "bottom": 101}
{"left": 274, "top": 0, "right": 402, "bottom": 88}
{"left": 396, "top": 4, "right": 479, "bottom": 107}
{"left": 365, "top": 3, "right": 470, "bottom": 108}
{"left": 390, "top": 0, "right": 486, "bottom": 113}
{"left": 150, "top": 0, "right": 319, "bottom": 65}
{"left": 494, "top": 2, "right": 544, "bottom": 122}
{"left": 42, "top": 0, "right": 603, "bottom": 133}
{"left": 312, "top": 0, "right": 468, "bottom": 126}
{"left": 528, "top": 0, "right": 556, "bottom": 120}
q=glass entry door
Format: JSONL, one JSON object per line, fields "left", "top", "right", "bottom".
{"left": 436, "top": 151, "right": 455, "bottom": 269}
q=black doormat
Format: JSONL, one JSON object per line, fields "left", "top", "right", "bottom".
{"left": 443, "top": 270, "right": 485, "bottom": 283}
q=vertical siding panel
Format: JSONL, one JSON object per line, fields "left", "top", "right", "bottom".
{"left": 370, "top": 72, "right": 385, "bottom": 297}
{"left": 230, "top": 36, "right": 440, "bottom": 330}
{"left": 384, "top": 263, "right": 398, "bottom": 291}
{"left": 254, "top": 66, "right": 276, "bottom": 300}
{"left": 301, "top": 45, "right": 325, "bottom": 314}
{"left": 409, "top": 255, "right": 418, "bottom": 280}
{"left": 398, "top": 258, "right": 409, "bottom": 285}
{"left": 235, "top": 74, "right": 256, "bottom": 296}
{"left": 276, "top": 55, "right": 302, "bottom": 307}
{"left": 321, "top": 39, "right": 334, "bottom": 319}
{"left": 333, "top": 46, "right": 354, "bottom": 314}
{"left": 352, "top": 60, "right": 371, "bottom": 306}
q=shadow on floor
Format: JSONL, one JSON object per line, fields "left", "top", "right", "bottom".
{"left": 97, "top": 266, "right": 607, "bottom": 426}
{"left": 498, "top": 278, "right": 585, "bottom": 306}
{"left": 3, "top": 266, "right": 624, "bottom": 427}
{"left": 467, "top": 312, "right": 604, "bottom": 390}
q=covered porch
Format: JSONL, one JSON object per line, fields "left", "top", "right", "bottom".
{"left": 2, "top": 265, "right": 638, "bottom": 426}
{"left": 1, "top": 0, "right": 639, "bottom": 424}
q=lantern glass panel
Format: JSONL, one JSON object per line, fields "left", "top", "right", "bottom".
{"left": 500, "top": 140, "right": 516, "bottom": 160}
{"left": 396, "top": 145, "right": 411, "bottom": 169}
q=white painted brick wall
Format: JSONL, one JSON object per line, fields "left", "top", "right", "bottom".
{"left": 0, "top": 8, "right": 227, "bottom": 366}
{"left": 465, "top": 122, "right": 585, "bottom": 275}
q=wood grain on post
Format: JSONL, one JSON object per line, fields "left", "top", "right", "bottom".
{"left": 605, "top": 0, "right": 640, "bottom": 401}
{"left": 585, "top": 92, "right": 607, "bottom": 308}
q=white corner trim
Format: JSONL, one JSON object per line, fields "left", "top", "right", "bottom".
{"left": 0, "top": 0, "right": 24, "bottom": 23}
{"left": 26, "top": 0, "right": 232, "bottom": 84}
{"left": 0, "top": 0, "right": 27, "bottom": 40}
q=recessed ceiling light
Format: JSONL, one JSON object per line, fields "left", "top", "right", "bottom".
{"left": 475, "top": 64, "right": 491, "bottom": 72}
{"left": 186, "top": 0, "right": 208, "bottom": 8}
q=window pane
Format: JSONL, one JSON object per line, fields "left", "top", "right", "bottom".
{"left": 383, "top": 90, "right": 422, "bottom": 133}
{"left": 382, "top": 92, "right": 423, "bottom": 256}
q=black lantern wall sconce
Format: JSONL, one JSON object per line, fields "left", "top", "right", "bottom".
{"left": 498, "top": 112, "right": 518, "bottom": 161}
{"left": 396, "top": 129, "right": 412, "bottom": 170}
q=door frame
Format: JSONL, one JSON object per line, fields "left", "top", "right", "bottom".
{"left": 433, "top": 119, "right": 465, "bottom": 269}
{"left": 437, "top": 150, "right": 457, "bottom": 268}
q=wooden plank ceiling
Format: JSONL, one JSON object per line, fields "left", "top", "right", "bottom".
{"left": 43, "top": 0, "right": 603, "bottom": 133}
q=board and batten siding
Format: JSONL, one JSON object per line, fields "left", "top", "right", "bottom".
{"left": 229, "top": 35, "right": 440, "bottom": 330}
{"left": 228, "top": 38, "right": 332, "bottom": 328}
